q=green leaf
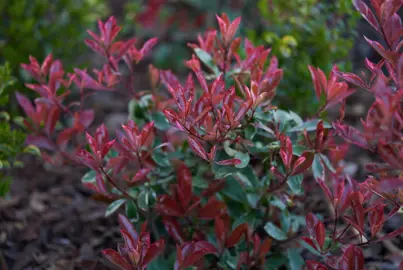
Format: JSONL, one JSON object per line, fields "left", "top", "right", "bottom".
{"left": 147, "top": 255, "right": 171, "bottom": 270}
{"left": 319, "top": 153, "right": 336, "bottom": 173}
{"left": 288, "top": 119, "right": 331, "bottom": 132}
{"left": 125, "top": 199, "right": 139, "bottom": 221}
{"left": 223, "top": 141, "right": 237, "bottom": 157}
{"left": 312, "top": 154, "right": 324, "bottom": 180}
{"left": 287, "top": 174, "right": 304, "bottom": 195}
{"left": 0, "top": 176, "right": 11, "bottom": 197}
{"left": 288, "top": 110, "right": 303, "bottom": 125}
{"left": 105, "top": 199, "right": 126, "bottom": 217}
{"left": 150, "top": 111, "right": 170, "bottom": 131}
{"left": 270, "top": 196, "right": 287, "bottom": 211}
{"left": 81, "top": 170, "right": 96, "bottom": 183}
{"left": 287, "top": 249, "right": 305, "bottom": 270}
{"left": 137, "top": 190, "right": 156, "bottom": 211}
{"left": 235, "top": 151, "right": 250, "bottom": 168}
{"left": 245, "top": 125, "right": 257, "bottom": 140}
{"left": 232, "top": 212, "right": 257, "bottom": 229}
{"left": 264, "top": 222, "right": 288, "bottom": 241}
{"left": 23, "top": 145, "right": 41, "bottom": 156}
{"left": 265, "top": 253, "right": 288, "bottom": 269}
{"left": 293, "top": 145, "right": 309, "bottom": 156}
{"left": 0, "top": 112, "right": 10, "bottom": 121}
{"left": 221, "top": 176, "right": 248, "bottom": 203}
{"left": 194, "top": 48, "right": 221, "bottom": 75}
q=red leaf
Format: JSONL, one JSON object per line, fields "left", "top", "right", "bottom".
{"left": 306, "top": 213, "right": 319, "bottom": 237}
{"left": 142, "top": 239, "right": 165, "bottom": 265}
{"left": 291, "top": 151, "right": 314, "bottom": 175}
{"left": 377, "top": 227, "right": 403, "bottom": 241}
{"left": 44, "top": 106, "right": 60, "bottom": 135}
{"left": 316, "top": 177, "right": 333, "bottom": 204}
{"left": 333, "top": 70, "right": 366, "bottom": 88}
{"left": 377, "top": 178, "right": 403, "bottom": 191}
{"left": 156, "top": 195, "right": 183, "bottom": 216}
{"left": 308, "top": 66, "right": 327, "bottom": 100}
{"left": 187, "top": 136, "right": 208, "bottom": 161}
{"left": 368, "top": 204, "right": 384, "bottom": 237}
{"left": 226, "top": 223, "right": 248, "bottom": 248}
{"left": 225, "top": 17, "right": 241, "bottom": 44}
{"left": 315, "top": 222, "right": 325, "bottom": 250}
{"left": 127, "top": 168, "right": 151, "bottom": 186}
{"left": 306, "top": 260, "right": 328, "bottom": 270}
{"left": 381, "top": 0, "right": 403, "bottom": 25}
{"left": 353, "top": 0, "right": 381, "bottom": 32}
{"left": 216, "top": 158, "right": 241, "bottom": 166}
{"left": 301, "top": 236, "right": 318, "bottom": 251}
{"left": 118, "top": 214, "right": 138, "bottom": 241}
{"left": 163, "top": 218, "right": 185, "bottom": 244}
{"left": 102, "top": 249, "right": 132, "bottom": 270}
{"left": 198, "top": 197, "right": 226, "bottom": 219}
{"left": 364, "top": 36, "right": 399, "bottom": 63}
{"left": 140, "top": 38, "right": 159, "bottom": 57}
{"left": 26, "top": 135, "right": 56, "bottom": 151}
{"left": 340, "top": 245, "right": 364, "bottom": 270}
{"left": 333, "top": 122, "right": 370, "bottom": 150}
{"left": 176, "top": 163, "right": 192, "bottom": 208}
{"left": 215, "top": 216, "right": 225, "bottom": 249}
{"left": 16, "top": 92, "right": 35, "bottom": 119}
{"left": 41, "top": 54, "right": 53, "bottom": 75}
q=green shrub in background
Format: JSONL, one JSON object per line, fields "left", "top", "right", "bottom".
{"left": 124, "top": 0, "right": 358, "bottom": 116}
{"left": 0, "top": 0, "right": 107, "bottom": 86}
{"left": 0, "top": 63, "right": 39, "bottom": 197}
{"left": 247, "top": 0, "right": 359, "bottom": 115}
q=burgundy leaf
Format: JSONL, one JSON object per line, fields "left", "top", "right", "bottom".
{"left": 163, "top": 218, "right": 185, "bottom": 244}
{"left": 340, "top": 245, "right": 364, "bottom": 270}
{"left": 301, "top": 236, "right": 318, "bottom": 251}
{"left": 102, "top": 249, "right": 132, "bottom": 270}
{"left": 26, "top": 135, "right": 56, "bottom": 151}
{"left": 216, "top": 158, "right": 241, "bottom": 166}
{"left": 142, "top": 239, "right": 165, "bottom": 265}
{"left": 314, "top": 222, "right": 325, "bottom": 250}
{"left": 226, "top": 223, "right": 248, "bottom": 248}
{"left": 187, "top": 136, "right": 208, "bottom": 161}
{"left": 306, "top": 260, "right": 328, "bottom": 270}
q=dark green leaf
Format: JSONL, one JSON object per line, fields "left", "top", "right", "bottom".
{"left": 235, "top": 151, "right": 250, "bottom": 168}
{"left": 287, "top": 174, "right": 304, "bottom": 195}
{"left": 287, "top": 249, "right": 305, "bottom": 270}
{"left": 105, "top": 199, "right": 126, "bottom": 217}
{"left": 264, "top": 222, "right": 287, "bottom": 241}
{"left": 312, "top": 154, "right": 324, "bottom": 180}
{"left": 81, "top": 170, "right": 96, "bottom": 183}
{"left": 288, "top": 119, "right": 331, "bottom": 132}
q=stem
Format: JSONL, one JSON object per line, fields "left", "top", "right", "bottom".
{"left": 99, "top": 166, "right": 132, "bottom": 199}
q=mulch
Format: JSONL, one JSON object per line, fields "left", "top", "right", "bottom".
{"left": 0, "top": 156, "right": 120, "bottom": 270}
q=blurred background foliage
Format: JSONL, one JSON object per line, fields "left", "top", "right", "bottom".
{"left": 0, "top": 0, "right": 107, "bottom": 87}
{"left": 0, "top": 63, "right": 29, "bottom": 196}
{"left": 124, "top": 0, "right": 359, "bottom": 115}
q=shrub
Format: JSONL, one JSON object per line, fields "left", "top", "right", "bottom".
{"left": 0, "top": 63, "right": 38, "bottom": 196}
{"left": 15, "top": 1, "right": 403, "bottom": 269}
